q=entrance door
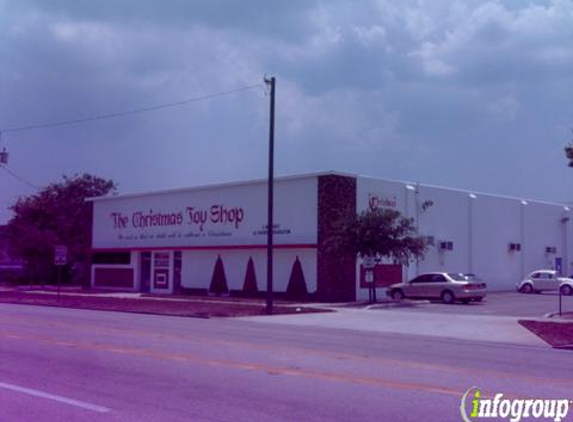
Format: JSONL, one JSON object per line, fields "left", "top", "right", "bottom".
{"left": 151, "top": 251, "right": 173, "bottom": 294}
{"left": 140, "top": 252, "right": 151, "bottom": 293}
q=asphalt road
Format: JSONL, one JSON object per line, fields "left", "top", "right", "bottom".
{"left": 0, "top": 303, "right": 571, "bottom": 422}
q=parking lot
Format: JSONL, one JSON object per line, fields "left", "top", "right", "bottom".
{"left": 392, "top": 291, "right": 573, "bottom": 318}
{"left": 245, "top": 291, "right": 554, "bottom": 346}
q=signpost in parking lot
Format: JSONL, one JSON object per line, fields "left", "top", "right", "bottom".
{"left": 363, "top": 256, "right": 376, "bottom": 303}
{"left": 54, "top": 245, "right": 67, "bottom": 302}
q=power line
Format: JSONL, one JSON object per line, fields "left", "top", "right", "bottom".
{"left": 0, "top": 165, "right": 40, "bottom": 190}
{"left": 1, "top": 83, "right": 263, "bottom": 134}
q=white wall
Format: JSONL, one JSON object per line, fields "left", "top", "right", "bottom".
{"left": 356, "top": 176, "right": 573, "bottom": 292}
{"left": 471, "top": 195, "right": 521, "bottom": 290}
{"left": 523, "top": 202, "right": 569, "bottom": 277}
{"left": 416, "top": 186, "right": 470, "bottom": 276}
{"left": 180, "top": 248, "right": 317, "bottom": 293}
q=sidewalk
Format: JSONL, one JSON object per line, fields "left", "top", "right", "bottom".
{"left": 0, "top": 286, "right": 327, "bottom": 318}
{"left": 2, "top": 284, "right": 571, "bottom": 348}
{"left": 237, "top": 307, "right": 550, "bottom": 347}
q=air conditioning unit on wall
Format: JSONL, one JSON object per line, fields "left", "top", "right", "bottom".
{"left": 509, "top": 242, "right": 521, "bottom": 252}
{"left": 439, "top": 241, "right": 453, "bottom": 251}
{"left": 423, "top": 236, "right": 435, "bottom": 246}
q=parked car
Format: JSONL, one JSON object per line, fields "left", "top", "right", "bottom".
{"left": 516, "top": 270, "right": 573, "bottom": 295}
{"left": 387, "top": 272, "right": 487, "bottom": 304}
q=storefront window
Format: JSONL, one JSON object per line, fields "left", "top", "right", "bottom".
{"left": 92, "top": 252, "right": 131, "bottom": 265}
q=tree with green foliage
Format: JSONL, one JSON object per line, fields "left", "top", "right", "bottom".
{"left": 328, "top": 207, "right": 427, "bottom": 263}
{"left": 327, "top": 207, "right": 426, "bottom": 303}
{"left": 6, "top": 174, "right": 116, "bottom": 286}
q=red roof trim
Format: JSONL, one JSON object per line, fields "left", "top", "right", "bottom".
{"left": 92, "top": 244, "right": 317, "bottom": 252}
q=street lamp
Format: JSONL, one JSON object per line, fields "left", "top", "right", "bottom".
{"left": 564, "top": 132, "right": 573, "bottom": 167}
{"left": 0, "top": 147, "right": 8, "bottom": 165}
{"left": 0, "top": 132, "right": 7, "bottom": 165}
{"left": 404, "top": 184, "right": 418, "bottom": 224}
{"left": 405, "top": 184, "right": 420, "bottom": 275}
{"left": 520, "top": 200, "right": 528, "bottom": 279}
{"left": 468, "top": 193, "right": 477, "bottom": 275}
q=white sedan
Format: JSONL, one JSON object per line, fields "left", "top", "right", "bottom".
{"left": 387, "top": 272, "right": 487, "bottom": 304}
{"left": 516, "top": 270, "right": 573, "bottom": 295}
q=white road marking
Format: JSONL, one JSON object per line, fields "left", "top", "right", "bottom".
{"left": 0, "top": 381, "right": 111, "bottom": 413}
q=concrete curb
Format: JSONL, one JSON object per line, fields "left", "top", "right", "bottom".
{"left": 363, "top": 300, "right": 430, "bottom": 310}
{"left": 543, "top": 312, "right": 573, "bottom": 320}
{"left": 312, "top": 299, "right": 429, "bottom": 311}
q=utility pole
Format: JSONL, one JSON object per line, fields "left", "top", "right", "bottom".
{"left": 265, "top": 76, "right": 276, "bottom": 314}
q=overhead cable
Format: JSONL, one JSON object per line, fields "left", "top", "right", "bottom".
{"left": 1, "top": 83, "right": 263, "bottom": 134}
{"left": 0, "top": 165, "right": 40, "bottom": 190}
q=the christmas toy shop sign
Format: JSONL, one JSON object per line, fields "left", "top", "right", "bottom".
{"left": 110, "top": 205, "right": 244, "bottom": 231}
{"left": 107, "top": 204, "right": 248, "bottom": 245}
{"left": 92, "top": 179, "right": 318, "bottom": 249}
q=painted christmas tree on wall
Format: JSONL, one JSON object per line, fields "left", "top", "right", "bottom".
{"left": 242, "top": 257, "right": 258, "bottom": 295}
{"left": 286, "top": 256, "right": 308, "bottom": 300}
{"left": 209, "top": 255, "right": 229, "bottom": 296}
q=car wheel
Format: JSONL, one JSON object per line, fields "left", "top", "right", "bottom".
{"left": 520, "top": 283, "right": 534, "bottom": 294}
{"left": 441, "top": 290, "right": 455, "bottom": 304}
{"left": 560, "top": 285, "right": 573, "bottom": 296}
{"left": 391, "top": 289, "right": 404, "bottom": 301}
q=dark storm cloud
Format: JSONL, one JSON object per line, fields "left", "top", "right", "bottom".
{"left": 1, "top": 0, "right": 573, "bottom": 224}
{"left": 5, "top": 0, "right": 319, "bottom": 41}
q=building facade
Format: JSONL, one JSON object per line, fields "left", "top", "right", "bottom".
{"left": 89, "top": 172, "right": 572, "bottom": 301}
{"left": 89, "top": 173, "right": 356, "bottom": 302}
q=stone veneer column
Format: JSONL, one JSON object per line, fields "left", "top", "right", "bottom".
{"left": 317, "top": 175, "right": 357, "bottom": 302}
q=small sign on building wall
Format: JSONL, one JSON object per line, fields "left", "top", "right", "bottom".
{"left": 363, "top": 256, "right": 376, "bottom": 269}
{"left": 365, "top": 270, "right": 374, "bottom": 283}
{"left": 54, "top": 245, "right": 67, "bottom": 266}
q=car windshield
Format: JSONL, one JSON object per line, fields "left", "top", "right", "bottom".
{"left": 448, "top": 273, "right": 480, "bottom": 281}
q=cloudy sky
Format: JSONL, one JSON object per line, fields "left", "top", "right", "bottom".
{"left": 0, "top": 0, "right": 572, "bottom": 223}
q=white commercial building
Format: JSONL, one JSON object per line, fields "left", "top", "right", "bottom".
{"left": 88, "top": 172, "right": 572, "bottom": 301}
